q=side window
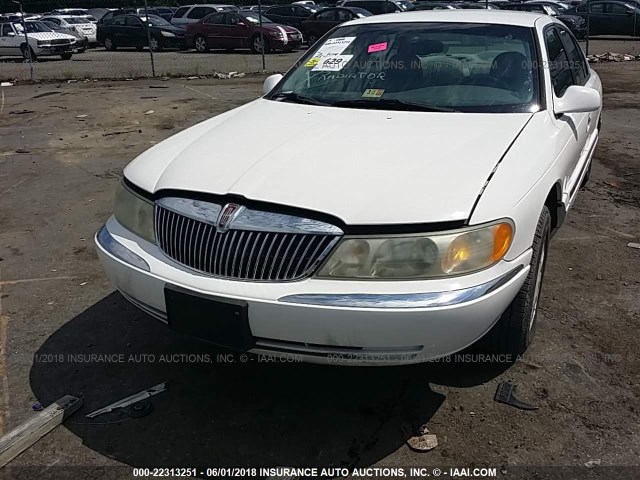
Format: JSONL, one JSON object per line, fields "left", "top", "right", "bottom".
{"left": 1, "top": 24, "right": 14, "bottom": 36}
{"left": 316, "top": 10, "right": 337, "bottom": 20}
{"left": 608, "top": 3, "right": 631, "bottom": 14}
{"left": 49, "top": 18, "right": 61, "bottom": 25}
{"left": 337, "top": 9, "right": 353, "bottom": 21}
{"left": 173, "top": 7, "right": 189, "bottom": 18}
{"left": 111, "top": 16, "right": 126, "bottom": 26}
{"left": 558, "top": 27, "right": 588, "bottom": 85}
{"left": 204, "top": 13, "right": 225, "bottom": 24}
{"left": 125, "top": 16, "right": 142, "bottom": 27}
{"left": 187, "top": 7, "right": 211, "bottom": 19}
{"left": 267, "top": 7, "right": 283, "bottom": 15}
{"left": 590, "top": 2, "right": 605, "bottom": 13}
{"left": 293, "top": 6, "right": 310, "bottom": 16}
{"left": 226, "top": 14, "right": 242, "bottom": 25}
{"left": 545, "top": 27, "right": 574, "bottom": 96}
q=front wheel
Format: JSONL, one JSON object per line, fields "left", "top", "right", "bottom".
{"left": 306, "top": 33, "right": 318, "bottom": 46}
{"left": 21, "top": 44, "right": 36, "bottom": 62}
{"left": 61, "top": 52, "right": 73, "bottom": 60}
{"left": 149, "top": 36, "right": 163, "bottom": 52}
{"left": 250, "top": 34, "right": 270, "bottom": 54}
{"left": 479, "top": 206, "right": 551, "bottom": 358}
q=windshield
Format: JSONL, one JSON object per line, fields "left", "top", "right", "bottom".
{"left": 65, "top": 17, "right": 90, "bottom": 24}
{"left": 268, "top": 22, "right": 540, "bottom": 113}
{"left": 241, "top": 12, "right": 273, "bottom": 23}
{"left": 15, "top": 21, "right": 52, "bottom": 33}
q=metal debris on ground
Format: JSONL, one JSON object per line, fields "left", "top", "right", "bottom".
{"left": 85, "top": 382, "right": 167, "bottom": 419}
{"left": 75, "top": 114, "right": 89, "bottom": 118}
{"left": 627, "top": 242, "right": 640, "bottom": 249}
{"left": 587, "top": 52, "right": 640, "bottom": 63}
{"left": 9, "top": 110, "right": 34, "bottom": 115}
{"left": 585, "top": 459, "right": 601, "bottom": 468}
{"left": 494, "top": 382, "right": 539, "bottom": 410}
{"left": 144, "top": 110, "right": 155, "bottom": 115}
{"left": 401, "top": 422, "right": 438, "bottom": 452}
{"left": 0, "top": 82, "right": 13, "bottom": 87}
{"left": 102, "top": 129, "right": 142, "bottom": 137}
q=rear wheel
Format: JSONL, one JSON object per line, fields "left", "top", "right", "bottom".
{"left": 479, "top": 206, "right": 551, "bottom": 358}
{"left": 194, "top": 35, "right": 208, "bottom": 53}
{"left": 104, "top": 36, "right": 116, "bottom": 51}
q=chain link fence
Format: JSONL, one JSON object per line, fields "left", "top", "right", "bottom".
{"left": 1, "top": 0, "right": 640, "bottom": 82}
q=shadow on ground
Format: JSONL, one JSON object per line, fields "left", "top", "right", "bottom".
{"left": 30, "top": 292, "right": 509, "bottom": 468}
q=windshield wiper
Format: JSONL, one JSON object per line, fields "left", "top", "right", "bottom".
{"left": 271, "top": 92, "right": 330, "bottom": 107}
{"left": 332, "top": 99, "right": 460, "bottom": 113}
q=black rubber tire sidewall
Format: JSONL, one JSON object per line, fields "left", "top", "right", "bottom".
{"left": 478, "top": 205, "right": 552, "bottom": 359}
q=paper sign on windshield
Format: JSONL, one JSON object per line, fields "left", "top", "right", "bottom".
{"left": 312, "top": 55, "right": 353, "bottom": 72}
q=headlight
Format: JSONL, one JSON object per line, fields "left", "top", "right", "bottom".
{"left": 160, "top": 30, "right": 176, "bottom": 37}
{"left": 317, "top": 221, "right": 514, "bottom": 280}
{"left": 113, "top": 181, "right": 155, "bottom": 243}
{"left": 37, "top": 40, "right": 51, "bottom": 46}
{"left": 268, "top": 30, "right": 282, "bottom": 38}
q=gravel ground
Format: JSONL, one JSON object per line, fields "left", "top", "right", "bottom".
{"left": 0, "top": 64, "right": 638, "bottom": 479}
{"left": 1, "top": 38, "right": 639, "bottom": 82}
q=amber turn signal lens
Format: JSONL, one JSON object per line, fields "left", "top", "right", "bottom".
{"left": 492, "top": 223, "right": 513, "bottom": 261}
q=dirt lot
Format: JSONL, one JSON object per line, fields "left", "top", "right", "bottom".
{"left": 0, "top": 64, "right": 638, "bottom": 479}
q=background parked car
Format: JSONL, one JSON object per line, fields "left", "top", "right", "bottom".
{"left": 170, "top": 4, "right": 240, "bottom": 27}
{"left": 0, "top": 20, "right": 76, "bottom": 60}
{"left": 301, "top": 7, "right": 372, "bottom": 44}
{"left": 97, "top": 14, "right": 185, "bottom": 52}
{"left": 186, "top": 10, "right": 302, "bottom": 53}
{"left": 501, "top": 2, "right": 587, "bottom": 38}
{"left": 40, "top": 18, "right": 89, "bottom": 52}
{"left": 153, "top": 7, "right": 177, "bottom": 21}
{"left": 414, "top": 3, "right": 461, "bottom": 10}
{"left": 337, "top": 0, "right": 414, "bottom": 14}
{"left": 575, "top": 0, "right": 640, "bottom": 36}
{"left": 39, "top": 15, "right": 97, "bottom": 45}
{"left": 49, "top": 9, "right": 97, "bottom": 23}
{"left": 263, "top": 4, "right": 318, "bottom": 29}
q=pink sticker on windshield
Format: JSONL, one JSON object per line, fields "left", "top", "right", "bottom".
{"left": 368, "top": 42, "right": 388, "bottom": 53}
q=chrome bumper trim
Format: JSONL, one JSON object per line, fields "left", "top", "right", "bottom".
{"left": 96, "top": 226, "right": 150, "bottom": 272}
{"left": 277, "top": 266, "right": 525, "bottom": 309}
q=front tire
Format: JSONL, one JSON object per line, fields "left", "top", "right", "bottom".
{"left": 479, "top": 206, "right": 551, "bottom": 358}
{"left": 250, "top": 34, "right": 270, "bottom": 54}
{"left": 149, "top": 35, "right": 163, "bottom": 52}
{"left": 21, "top": 44, "right": 36, "bottom": 62}
{"left": 306, "top": 33, "right": 318, "bottom": 45}
{"left": 61, "top": 52, "right": 73, "bottom": 60}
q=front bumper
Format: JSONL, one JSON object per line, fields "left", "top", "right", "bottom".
{"left": 271, "top": 38, "right": 302, "bottom": 50}
{"left": 35, "top": 43, "right": 74, "bottom": 55}
{"left": 96, "top": 217, "right": 531, "bottom": 365}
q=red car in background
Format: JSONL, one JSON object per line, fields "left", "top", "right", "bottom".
{"left": 185, "top": 11, "right": 303, "bottom": 53}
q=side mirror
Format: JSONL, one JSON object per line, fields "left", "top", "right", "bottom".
{"left": 237, "top": 21, "right": 246, "bottom": 26}
{"left": 554, "top": 85, "right": 601, "bottom": 115}
{"left": 263, "top": 73, "right": 283, "bottom": 95}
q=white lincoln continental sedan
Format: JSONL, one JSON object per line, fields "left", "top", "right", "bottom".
{"left": 96, "top": 10, "right": 602, "bottom": 365}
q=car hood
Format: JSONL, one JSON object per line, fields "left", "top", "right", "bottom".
{"left": 264, "top": 23, "right": 300, "bottom": 33}
{"left": 27, "top": 32, "right": 77, "bottom": 41}
{"left": 125, "top": 99, "right": 532, "bottom": 225}
{"left": 152, "top": 24, "right": 184, "bottom": 34}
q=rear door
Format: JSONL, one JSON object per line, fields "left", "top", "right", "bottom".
{"left": 605, "top": 2, "right": 636, "bottom": 35}
{"left": 307, "top": 9, "right": 338, "bottom": 36}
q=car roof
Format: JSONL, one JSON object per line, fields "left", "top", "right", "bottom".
{"left": 344, "top": 9, "right": 548, "bottom": 27}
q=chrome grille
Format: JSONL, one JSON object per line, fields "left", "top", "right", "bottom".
{"left": 154, "top": 200, "right": 342, "bottom": 281}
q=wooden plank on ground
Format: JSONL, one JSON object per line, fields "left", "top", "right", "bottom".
{"left": 0, "top": 395, "right": 82, "bottom": 467}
